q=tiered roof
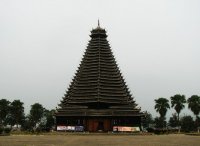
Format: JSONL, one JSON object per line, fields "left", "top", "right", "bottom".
{"left": 56, "top": 24, "right": 143, "bottom": 117}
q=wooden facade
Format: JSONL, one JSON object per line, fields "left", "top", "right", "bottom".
{"left": 55, "top": 24, "right": 144, "bottom": 132}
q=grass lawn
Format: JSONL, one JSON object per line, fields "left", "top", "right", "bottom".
{"left": 0, "top": 133, "right": 199, "bottom": 146}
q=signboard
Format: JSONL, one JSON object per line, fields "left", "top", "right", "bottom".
{"left": 57, "top": 126, "right": 67, "bottom": 131}
{"left": 113, "top": 126, "right": 140, "bottom": 132}
{"left": 66, "top": 126, "right": 75, "bottom": 131}
{"left": 75, "top": 126, "right": 84, "bottom": 132}
{"left": 57, "top": 126, "right": 84, "bottom": 131}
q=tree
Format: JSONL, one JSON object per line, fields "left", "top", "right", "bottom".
{"left": 45, "top": 109, "right": 55, "bottom": 131}
{"left": 143, "top": 111, "right": 154, "bottom": 128}
{"left": 29, "top": 103, "right": 45, "bottom": 129}
{"left": 155, "top": 98, "right": 170, "bottom": 118}
{"left": 180, "top": 115, "right": 195, "bottom": 132}
{"left": 168, "top": 113, "right": 179, "bottom": 128}
{"left": 10, "top": 100, "right": 25, "bottom": 128}
{"left": 187, "top": 95, "right": 200, "bottom": 118}
{"left": 154, "top": 98, "right": 170, "bottom": 128}
{"left": 195, "top": 116, "right": 200, "bottom": 133}
{"left": 0, "top": 99, "right": 10, "bottom": 126}
{"left": 187, "top": 95, "right": 200, "bottom": 132}
{"left": 170, "top": 94, "right": 186, "bottom": 123}
{"left": 37, "top": 109, "right": 55, "bottom": 132}
{"left": 21, "top": 115, "right": 34, "bottom": 131}
{"left": 154, "top": 117, "right": 167, "bottom": 128}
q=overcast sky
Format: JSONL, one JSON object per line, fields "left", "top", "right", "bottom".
{"left": 0, "top": 0, "right": 200, "bottom": 118}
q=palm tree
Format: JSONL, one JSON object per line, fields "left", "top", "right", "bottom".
{"left": 170, "top": 94, "right": 186, "bottom": 123}
{"left": 154, "top": 97, "right": 170, "bottom": 128}
{"left": 187, "top": 95, "right": 200, "bottom": 118}
{"left": 155, "top": 98, "right": 170, "bottom": 118}
{"left": 187, "top": 95, "right": 200, "bottom": 132}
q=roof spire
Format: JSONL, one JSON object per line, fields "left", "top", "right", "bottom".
{"left": 98, "top": 19, "right": 100, "bottom": 27}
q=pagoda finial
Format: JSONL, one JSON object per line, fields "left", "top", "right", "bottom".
{"left": 98, "top": 19, "right": 100, "bottom": 27}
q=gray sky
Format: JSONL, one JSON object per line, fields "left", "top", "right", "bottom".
{"left": 0, "top": 0, "right": 200, "bottom": 118}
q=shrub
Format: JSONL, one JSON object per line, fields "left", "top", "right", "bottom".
{"left": 154, "top": 128, "right": 168, "bottom": 134}
{"left": 4, "top": 128, "right": 11, "bottom": 134}
{"left": 181, "top": 115, "right": 195, "bottom": 132}
{"left": 0, "top": 127, "right": 3, "bottom": 134}
{"left": 146, "top": 127, "right": 154, "bottom": 133}
{"left": 154, "top": 117, "right": 167, "bottom": 128}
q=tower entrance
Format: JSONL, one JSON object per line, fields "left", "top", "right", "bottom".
{"left": 87, "top": 119, "right": 111, "bottom": 132}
